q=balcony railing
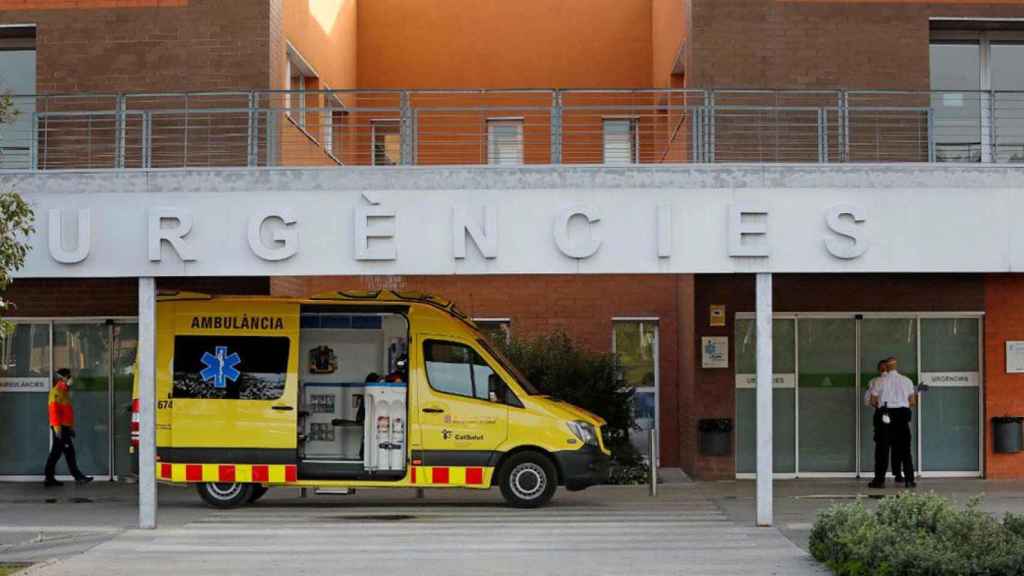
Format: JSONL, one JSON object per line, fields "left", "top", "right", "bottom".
{"left": 1, "top": 89, "right": 1022, "bottom": 170}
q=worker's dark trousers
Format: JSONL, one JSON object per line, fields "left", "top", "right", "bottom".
{"left": 872, "top": 410, "right": 892, "bottom": 483}
{"left": 890, "top": 407, "right": 915, "bottom": 481}
{"left": 44, "top": 429, "right": 85, "bottom": 480}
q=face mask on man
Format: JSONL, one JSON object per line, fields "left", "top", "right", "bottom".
{"left": 65, "top": 378, "right": 73, "bottom": 388}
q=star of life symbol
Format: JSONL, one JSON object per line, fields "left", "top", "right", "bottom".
{"left": 200, "top": 346, "right": 241, "bottom": 389}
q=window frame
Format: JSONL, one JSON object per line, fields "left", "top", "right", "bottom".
{"left": 930, "top": 28, "right": 1024, "bottom": 163}
{"left": 371, "top": 119, "right": 401, "bottom": 166}
{"left": 423, "top": 338, "right": 513, "bottom": 405}
{"left": 0, "top": 25, "right": 37, "bottom": 170}
{"left": 285, "top": 44, "right": 319, "bottom": 133}
{"left": 486, "top": 117, "right": 524, "bottom": 165}
{"left": 612, "top": 318, "right": 660, "bottom": 465}
{"left": 602, "top": 117, "right": 639, "bottom": 165}
{"left": 473, "top": 317, "right": 511, "bottom": 344}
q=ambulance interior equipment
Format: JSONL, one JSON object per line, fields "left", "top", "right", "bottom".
{"left": 298, "top": 309, "right": 408, "bottom": 480}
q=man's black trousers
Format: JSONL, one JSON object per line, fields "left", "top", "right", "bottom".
{"left": 44, "top": 429, "right": 85, "bottom": 480}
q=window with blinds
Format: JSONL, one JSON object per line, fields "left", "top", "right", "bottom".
{"left": 603, "top": 119, "right": 637, "bottom": 165}
{"left": 487, "top": 119, "right": 523, "bottom": 165}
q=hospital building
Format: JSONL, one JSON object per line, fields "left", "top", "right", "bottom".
{"left": 1, "top": 0, "right": 1024, "bottom": 483}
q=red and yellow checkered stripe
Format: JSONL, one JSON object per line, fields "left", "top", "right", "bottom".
{"left": 409, "top": 466, "right": 494, "bottom": 487}
{"left": 158, "top": 463, "right": 297, "bottom": 484}
{"left": 157, "top": 463, "right": 493, "bottom": 487}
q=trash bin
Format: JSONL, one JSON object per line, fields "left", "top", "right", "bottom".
{"left": 993, "top": 416, "right": 1024, "bottom": 454}
{"left": 698, "top": 418, "right": 733, "bottom": 456}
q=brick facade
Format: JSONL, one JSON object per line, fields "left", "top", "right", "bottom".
{"left": 2, "top": 277, "right": 271, "bottom": 317}
{"left": 271, "top": 274, "right": 690, "bottom": 467}
{"left": 983, "top": 275, "right": 1024, "bottom": 479}
{"left": 0, "top": 0, "right": 270, "bottom": 93}
{"left": 685, "top": 0, "right": 1024, "bottom": 90}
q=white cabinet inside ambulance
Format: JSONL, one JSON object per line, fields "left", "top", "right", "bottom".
{"left": 130, "top": 291, "right": 611, "bottom": 508}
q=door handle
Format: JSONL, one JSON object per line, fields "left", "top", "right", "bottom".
{"left": 422, "top": 407, "right": 445, "bottom": 414}
{"left": 272, "top": 405, "right": 294, "bottom": 411}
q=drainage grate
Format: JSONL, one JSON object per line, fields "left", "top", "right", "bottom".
{"left": 795, "top": 494, "right": 885, "bottom": 500}
{"left": 318, "top": 514, "right": 416, "bottom": 522}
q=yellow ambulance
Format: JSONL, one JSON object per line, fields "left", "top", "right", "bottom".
{"left": 131, "top": 290, "right": 610, "bottom": 508}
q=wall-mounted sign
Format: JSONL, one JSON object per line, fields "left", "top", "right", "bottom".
{"left": 0, "top": 377, "right": 49, "bottom": 393}
{"left": 734, "top": 374, "right": 796, "bottom": 389}
{"left": 1007, "top": 341, "right": 1024, "bottom": 374}
{"left": 701, "top": 336, "right": 728, "bottom": 369}
{"left": 920, "top": 372, "right": 980, "bottom": 388}
{"left": 12, "top": 165, "right": 1024, "bottom": 278}
{"left": 710, "top": 305, "right": 726, "bottom": 327}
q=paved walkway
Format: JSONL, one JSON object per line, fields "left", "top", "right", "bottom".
{"left": 3, "top": 484, "right": 825, "bottom": 576}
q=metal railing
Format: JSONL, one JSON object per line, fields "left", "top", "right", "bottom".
{"left": 2, "top": 89, "right": 1023, "bottom": 170}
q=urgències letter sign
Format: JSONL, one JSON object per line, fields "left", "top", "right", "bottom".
{"left": 20, "top": 181, "right": 1021, "bottom": 277}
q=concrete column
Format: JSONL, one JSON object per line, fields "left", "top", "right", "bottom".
{"left": 756, "top": 272, "right": 773, "bottom": 527}
{"left": 138, "top": 277, "right": 157, "bottom": 529}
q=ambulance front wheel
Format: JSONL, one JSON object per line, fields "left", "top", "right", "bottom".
{"left": 196, "top": 482, "right": 254, "bottom": 509}
{"left": 498, "top": 452, "right": 557, "bottom": 508}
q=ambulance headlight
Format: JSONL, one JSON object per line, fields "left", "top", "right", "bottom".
{"left": 567, "top": 421, "right": 598, "bottom": 446}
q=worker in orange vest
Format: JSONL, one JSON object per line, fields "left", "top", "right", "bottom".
{"left": 43, "top": 368, "right": 92, "bottom": 487}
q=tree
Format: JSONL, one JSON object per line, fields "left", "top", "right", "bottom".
{"left": 0, "top": 94, "right": 36, "bottom": 339}
{"left": 495, "top": 330, "right": 648, "bottom": 483}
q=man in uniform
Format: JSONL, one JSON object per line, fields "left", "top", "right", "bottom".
{"left": 43, "top": 368, "right": 92, "bottom": 487}
{"left": 866, "top": 359, "right": 890, "bottom": 488}
{"left": 884, "top": 356, "right": 917, "bottom": 487}
{"left": 864, "top": 359, "right": 903, "bottom": 484}
{"left": 867, "top": 357, "right": 916, "bottom": 488}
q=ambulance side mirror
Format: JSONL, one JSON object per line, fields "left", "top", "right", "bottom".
{"left": 489, "top": 373, "right": 523, "bottom": 407}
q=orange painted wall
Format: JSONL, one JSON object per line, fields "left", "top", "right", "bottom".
{"left": 651, "top": 0, "right": 686, "bottom": 88}
{"left": 356, "top": 0, "right": 653, "bottom": 89}
{"left": 984, "top": 275, "right": 1024, "bottom": 479}
{"left": 282, "top": 0, "right": 357, "bottom": 91}
{"left": 276, "top": 0, "right": 357, "bottom": 166}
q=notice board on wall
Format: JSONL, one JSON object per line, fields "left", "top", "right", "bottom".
{"left": 1007, "top": 341, "right": 1024, "bottom": 373}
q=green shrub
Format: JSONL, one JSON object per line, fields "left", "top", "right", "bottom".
{"left": 810, "top": 492, "right": 1024, "bottom": 576}
{"left": 1005, "top": 512, "right": 1024, "bottom": 539}
{"left": 494, "top": 330, "right": 643, "bottom": 482}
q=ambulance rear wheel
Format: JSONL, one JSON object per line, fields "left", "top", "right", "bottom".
{"left": 196, "top": 482, "right": 253, "bottom": 509}
{"left": 248, "top": 485, "right": 269, "bottom": 503}
{"left": 499, "top": 452, "right": 557, "bottom": 508}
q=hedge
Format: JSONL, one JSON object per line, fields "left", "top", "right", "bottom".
{"left": 809, "top": 492, "right": 1024, "bottom": 576}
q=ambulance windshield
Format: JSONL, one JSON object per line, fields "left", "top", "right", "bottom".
{"left": 477, "top": 338, "right": 541, "bottom": 396}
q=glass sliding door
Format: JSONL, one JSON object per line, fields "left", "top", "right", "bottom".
{"left": 920, "top": 317, "right": 981, "bottom": 473}
{"left": 798, "top": 318, "right": 857, "bottom": 473}
{"left": 112, "top": 323, "right": 139, "bottom": 479}
{"left": 859, "top": 318, "right": 919, "bottom": 477}
{"left": 733, "top": 312, "right": 982, "bottom": 479}
{"left": 52, "top": 322, "right": 111, "bottom": 477}
{"left": 0, "top": 323, "right": 51, "bottom": 475}
{"left": 613, "top": 320, "right": 659, "bottom": 461}
{"left": 734, "top": 318, "right": 796, "bottom": 474}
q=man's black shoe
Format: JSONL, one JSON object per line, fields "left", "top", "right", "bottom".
{"left": 867, "top": 480, "right": 885, "bottom": 489}
{"left": 904, "top": 477, "right": 916, "bottom": 489}
{"left": 75, "top": 476, "right": 93, "bottom": 485}
{"left": 44, "top": 478, "right": 63, "bottom": 487}
{"left": 894, "top": 475, "right": 904, "bottom": 482}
